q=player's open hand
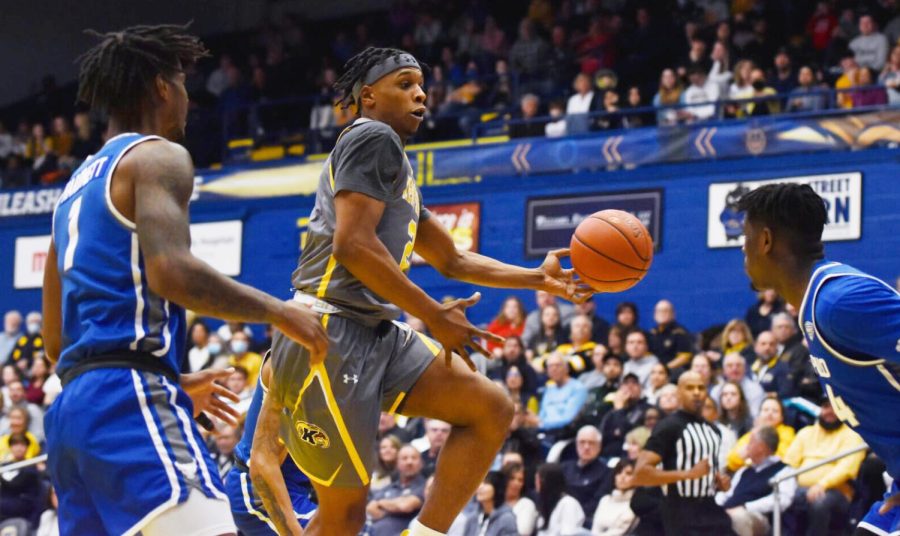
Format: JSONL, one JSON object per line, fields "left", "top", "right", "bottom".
{"left": 427, "top": 292, "right": 504, "bottom": 372}
{"left": 277, "top": 300, "right": 329, "bottom": 365}
{"left": 181, "top": 367, "right": 242, "bottom": 426}
{"left": 539, "top": 249, "right": 594, "bottom": 304}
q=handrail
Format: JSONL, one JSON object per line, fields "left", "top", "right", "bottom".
{"left": 769, "top": 443, "right": 868, "bottom": 536}
{"left": 0, "top": 453, "right": 47, "bottom": 474}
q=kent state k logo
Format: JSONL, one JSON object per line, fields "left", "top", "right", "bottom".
{"left": 296, "top": 420, "right": 330, "bottom": 448}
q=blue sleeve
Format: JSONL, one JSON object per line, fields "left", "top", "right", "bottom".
{"left": 815, "top": 275, "right": 900, "bottom": 364}
{"left": 558, "top": 382, "right": 588, "bottom": 426}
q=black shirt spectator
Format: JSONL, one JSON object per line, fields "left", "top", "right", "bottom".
{"left": 649, "top": 299, "right": 693, "bottom": 373}
{"left": 0, "top": 434, "right": 43, "bottom": 526}
{"left": 560, "top": 425, "right": 614, "bottom": 522}
{"left": 508, "top": 93, "right": 547, "bottom": 138}
{"left": 745, "top": 289, "right": 784, "bottom": 337}
{"left": 599, "top": 374, "right": 650, "bottom": 458}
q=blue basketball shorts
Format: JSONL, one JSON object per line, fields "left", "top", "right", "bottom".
{"left": 45, "top": 368, "right": 228, "bottom": 535}
{"left": 225, "top": 465, "right": 317, "bottom": 535}
{"left": 859, "top": 481, "right": 900, "bottom": 536}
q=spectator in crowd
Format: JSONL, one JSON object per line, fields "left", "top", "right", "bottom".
{"left": 591, "top": 459, "right": 637, "bottom": 535}
{"left": 502, "top": 462, "right": 538, "bottom": 536}
{"left": 745, "top": 289, "right": 784, "bottom": 337}
{"left": 510, "top": 20, "right": 551, "bottom": 91}
{"left": 544, "top": 100, "right": 568, "bottom": 138}
{"left": 726, "top": 59, "right": 756, "bottom": 117}
{"left": 205, "top": 333, "right": 226, "bottom": 368}
{"left": 566, "top": 73, "right": 598, "bottom": 134}
{"left": 224, "top": 366, "right": 252, "bottom": 415}
{"left": 1, "top": 154, "right": 30, "bottom": 189}
{"left": 366, "top": 444, "right": 426, "bottom": 536}
{"left": 0, "top": 311, "right": 23, "bottom": 363}
{"left": 783, "top": 397, "right": 866, "bottom": 536}
{"left": 226, "top": 331, "right": 262, "bottom": 387}
{"left": 523, "top": 291, "right": 574, "bottom": 351}
{"left": 653, "top": 68, "right": 683, "bottom": 126}
{"left": 561, "top": 425, "right": 613, "bottom": 522}
{"left": 632, "top": 371, "right": 733, "bottom": 535}
{"left": 489, "top": 336, "right": 539, "bottom": 396}
{"left": 807, "top": 2, "right": 838, "bottom": 54}
{"left": 24, "top": 356, "right": 51, "bottom": 406}
{"left": 528, "top": 305, "right": 567, "bottom": 364}
{"left": 645, "top": 363, "right": 670, "bottom": 405}
{"left": 206, "top": 54, "right": 233, "bottom": 97}
{"left": 186, "top": 321, "right": 213, "bottom": 373}
{"left": 509, "top": 93, "right": 547, "bottom": 138}
{"left": 851, "top": 67, "right": 888, "bottom": 107}
{"left": 716, "top": 426, "right": 796, "bottom": 536}
{"left": 211, "top": 424, "right": 238, "bottom": 479}
{"left": 378, "top": 412, "right": 412, "bottom": 444}
{"left": 599, "top": 373, "right": 650, "bottom": 458}
{"left": 578, "top": 344, "right": 610, "bottom": 390}
{"left": 850, "top": 14, "right": 889, "bottom": 70}
{"left": 835, "top": 53, "right": 861, "bottom": 109}
{"left": 49, "top": 117, "right": 73, "bottom": 160}
{"left": 680, "top": 65, "right": 720, "bottom": 122}
{"left": 769, "top": 48, "right": 797, "bottom": 95}
{"left": 649, "top": 300, "right": 693, "bottom": 373}
{"left": 787, "top": 66, "right": 829, "bottom": 112}
{"left": 574, "top": 353, "right": 623, "bottom": 431}
{"left": 463, "top": 471, "right": 518, "bottom": 536}
{"left": 7, "top": 311, "right": 42, "bottom": 369}
{"left": 727, "top": 395, "right": 796, "bottom": 472}
{"left": 372, "top": 435, "right": 402, "bottom": 492}
{"left": 622, "top": 330, "right": 659, "bottom": 390}
{"left": 749, "top": 331, "right": 793, "bottom": 399}
{"left": 5, "top": 381, "right": 44, "bottom": 443}
{"left": 505, "top": 365, "right": 540, "bottom": 420}
{"left": 538, "top": 353, "right": 588, "bottom": 435}
{"left": 535, "top": 463, "right": 585, "bottom": 536}
{"left": 743, "top": 68, "right": 781, "bottom": 117}
{"left": 622, "top": 86, "right": 653, "bottom": 129}
{"left": 70, "top": 111, "right": 100, "bottom": 163}
{"left": 717, "top": 380, "right": 755, "bottom": 438}
{"left": 0, "top": 407, "right": 40, "bottom": 461}
{"left": 702, "top": 396, "right": 737, "bottom": 470}
{"left": 720, "top": 319, "right": 756, "bottom": 363}
{"left": 36, "top": 486, "right": 59, "bottom": 536}
{"left": 623, "top": 426, "right": 651, "bottom": 462}
{"left": 690, "top": 352, "right": 716, "bottom": 387}
{"left": 0, "top": 433, "right": 43, "bottom": 526}
{"left": 594, "top": 89, "right": 623, "bottom": 131}
{"left": 655, "top": 384, "right": 679, "bottom": 416}
{"left": 570, "top": 299, "right": 609, "bottom": 346}
{"left": 480, "top": 16, "right": 508, "bottom": 59}
{"left": 487, "top": 297, "right": 528, "bottom": 356}
{"left": 612, "top": 302, "right": 639, "bottom": 334}
{"left": 708, "top": 41, "right": 733, "bottom": 97}
{"left": 771, "top": 312, "right": 817, "bottom": 401}
{"left": 711, "top": 353, "right": 765, "bottom": 417}
{"left": 879, "top": 45, "right": 900, "bottom": 104}
{"left": 553, "top": 314, "right": 597, "bottom": 376}
{"left": 419, "top": 419, "right": 452, "bottom": 478}
{"left": 606, "top": 325, "right": 625, "bottom": 360}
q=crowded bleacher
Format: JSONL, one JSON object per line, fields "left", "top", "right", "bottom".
{"left": 1, "top": 286, "right": 894, "bottom": 534}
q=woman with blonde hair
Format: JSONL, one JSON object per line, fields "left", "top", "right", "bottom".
{"left": 370, "top": 434, "right": 402, "bottom": 491}
{"left": 726, "top": 59, "right": 755, "bottom": 117}
{"left": 726, "top": 395, "right": 796, "bottom": 471}
{"left": 652, "top": 69, "right": 682, "bottom": 126}
{"left": 720, "top": 319, "right": 755, "bottom": 361}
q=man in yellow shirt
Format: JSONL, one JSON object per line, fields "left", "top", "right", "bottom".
{"left": 226, "top": 331, "right": 262, "bottom": 387}
{"left": 783, "top": 397, "right": 866, "bottom": 536}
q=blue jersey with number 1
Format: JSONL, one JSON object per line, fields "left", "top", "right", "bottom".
{"left": 798, "top": 260, "right": 900, "bottom": 479}
{"left": 52, "top": 133, "right": 185, "bottom": 378}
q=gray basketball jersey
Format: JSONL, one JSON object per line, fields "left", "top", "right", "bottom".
{"left": 293, "top": 118, "right": 429, "bottom": 325}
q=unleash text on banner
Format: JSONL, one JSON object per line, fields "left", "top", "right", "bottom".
{"left": 707, "top": 172, "right": 862, "bottom": 248}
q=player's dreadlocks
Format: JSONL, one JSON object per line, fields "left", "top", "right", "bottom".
{"left": 333, "top": 47, "right": 426, "bottom": 110}
{"left": 76, "top": 22, "right": 209, "bottom": 124}
{"left": 737, "top": 183, "right": 828, "bottom": 261}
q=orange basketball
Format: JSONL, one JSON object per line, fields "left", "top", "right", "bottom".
{"left": 570, "top": 209, "right": 653, "bottom": 292}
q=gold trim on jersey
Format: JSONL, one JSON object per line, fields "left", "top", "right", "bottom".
{"left": 415, "top": 331, "right": 441, "bottom": 356}
{"left": 387, "top": 392, "right": 407, "bottom": 415}
{"left": 316, "top": 256, "right": 338, "bottom": 298}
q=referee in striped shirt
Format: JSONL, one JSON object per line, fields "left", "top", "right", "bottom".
{"left": 631, "top": 371, "right": 736, "bottom": 535}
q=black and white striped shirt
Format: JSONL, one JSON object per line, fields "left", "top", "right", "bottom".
{"left": 644, "top": 410, "right": 722, "bottom": 499}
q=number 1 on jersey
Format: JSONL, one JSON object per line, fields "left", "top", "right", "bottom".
{"left": 63, "top": 197, "right": 83, "bottom": 272}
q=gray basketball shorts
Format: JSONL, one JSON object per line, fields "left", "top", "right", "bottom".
{"left": 269, "top": 314, "right": 441, "bottom": 488}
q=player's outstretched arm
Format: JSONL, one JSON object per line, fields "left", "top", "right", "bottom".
{"left": 333, "top": 191, "right": 499, "bottom": 368}
{"left": 414, "top": 216, "right": 592, "bottom": 303}
{"left": 125, "top": 141, "right": 327, "bottom": 361}
{"left": 41, "top": 239, "right": 62, "bottom": 364}
{"left": 249, "top": 363, "right": 303, "bottom": 535}
{"left": 632, "top": 451, "right": 709, "bottom": 487}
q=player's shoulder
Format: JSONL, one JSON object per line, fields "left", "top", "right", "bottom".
{"left": 338, "top": 119, "right": 402, "bottom": 147}
{"left": 118, "top": 137, "right": 191, "bottom": 172}
{"left": 815, "top": 268, "right": 897, "bottom": 317}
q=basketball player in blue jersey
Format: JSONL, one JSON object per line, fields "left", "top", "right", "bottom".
{"left": 41, "top": 24, "right": 327, "bottom": 536}
{"left": 739, "top": 183, "right": 900, "bottom": 536}
{"left": 249, "top": 47, "right": 592, "bottom": 536}
{"left": 224, "top": 354, "right": 317, "bottom": 534}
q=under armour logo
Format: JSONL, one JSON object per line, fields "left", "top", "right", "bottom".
{"left": 343, "top": 374, "right": 359, "bottom": 384}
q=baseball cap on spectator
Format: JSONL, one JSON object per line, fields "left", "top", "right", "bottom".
{"left": 622, "top": 372, "right": 640, "bottom": 384}
{"left": 603, "top": 354, "right": 624, "bottom": 366}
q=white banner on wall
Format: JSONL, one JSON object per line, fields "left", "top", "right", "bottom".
{"left": 14, "top": 235, "right": 52, "bottom": 289}
{"left": 707, "top": 172, "right": 862, "bottom": 248}
{"left": 12, "top": 220, "right": 243, "bottom": 290}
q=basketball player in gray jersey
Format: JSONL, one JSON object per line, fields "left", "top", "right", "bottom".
{"left": 250, "top": 47, "right": 592, "bottom": 536}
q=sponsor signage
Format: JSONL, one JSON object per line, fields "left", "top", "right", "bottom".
{"left": 411, "top": 202, "right": 480, "bottom": 266}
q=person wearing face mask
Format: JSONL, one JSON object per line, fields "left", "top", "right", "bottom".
{"left": 226, "top": 331, "right": 262, "bottom": 387}
{"left": 743, "top": 68, "right": 780, "bottom": 117}
{"left": 0, "top": 311, "right": 23, "bottom": 364}
{"left": 7, "top": 312, "right": 44, "bottom": 369}
{"left": 782, "top": 396, "right": 866, "bottom": 536}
